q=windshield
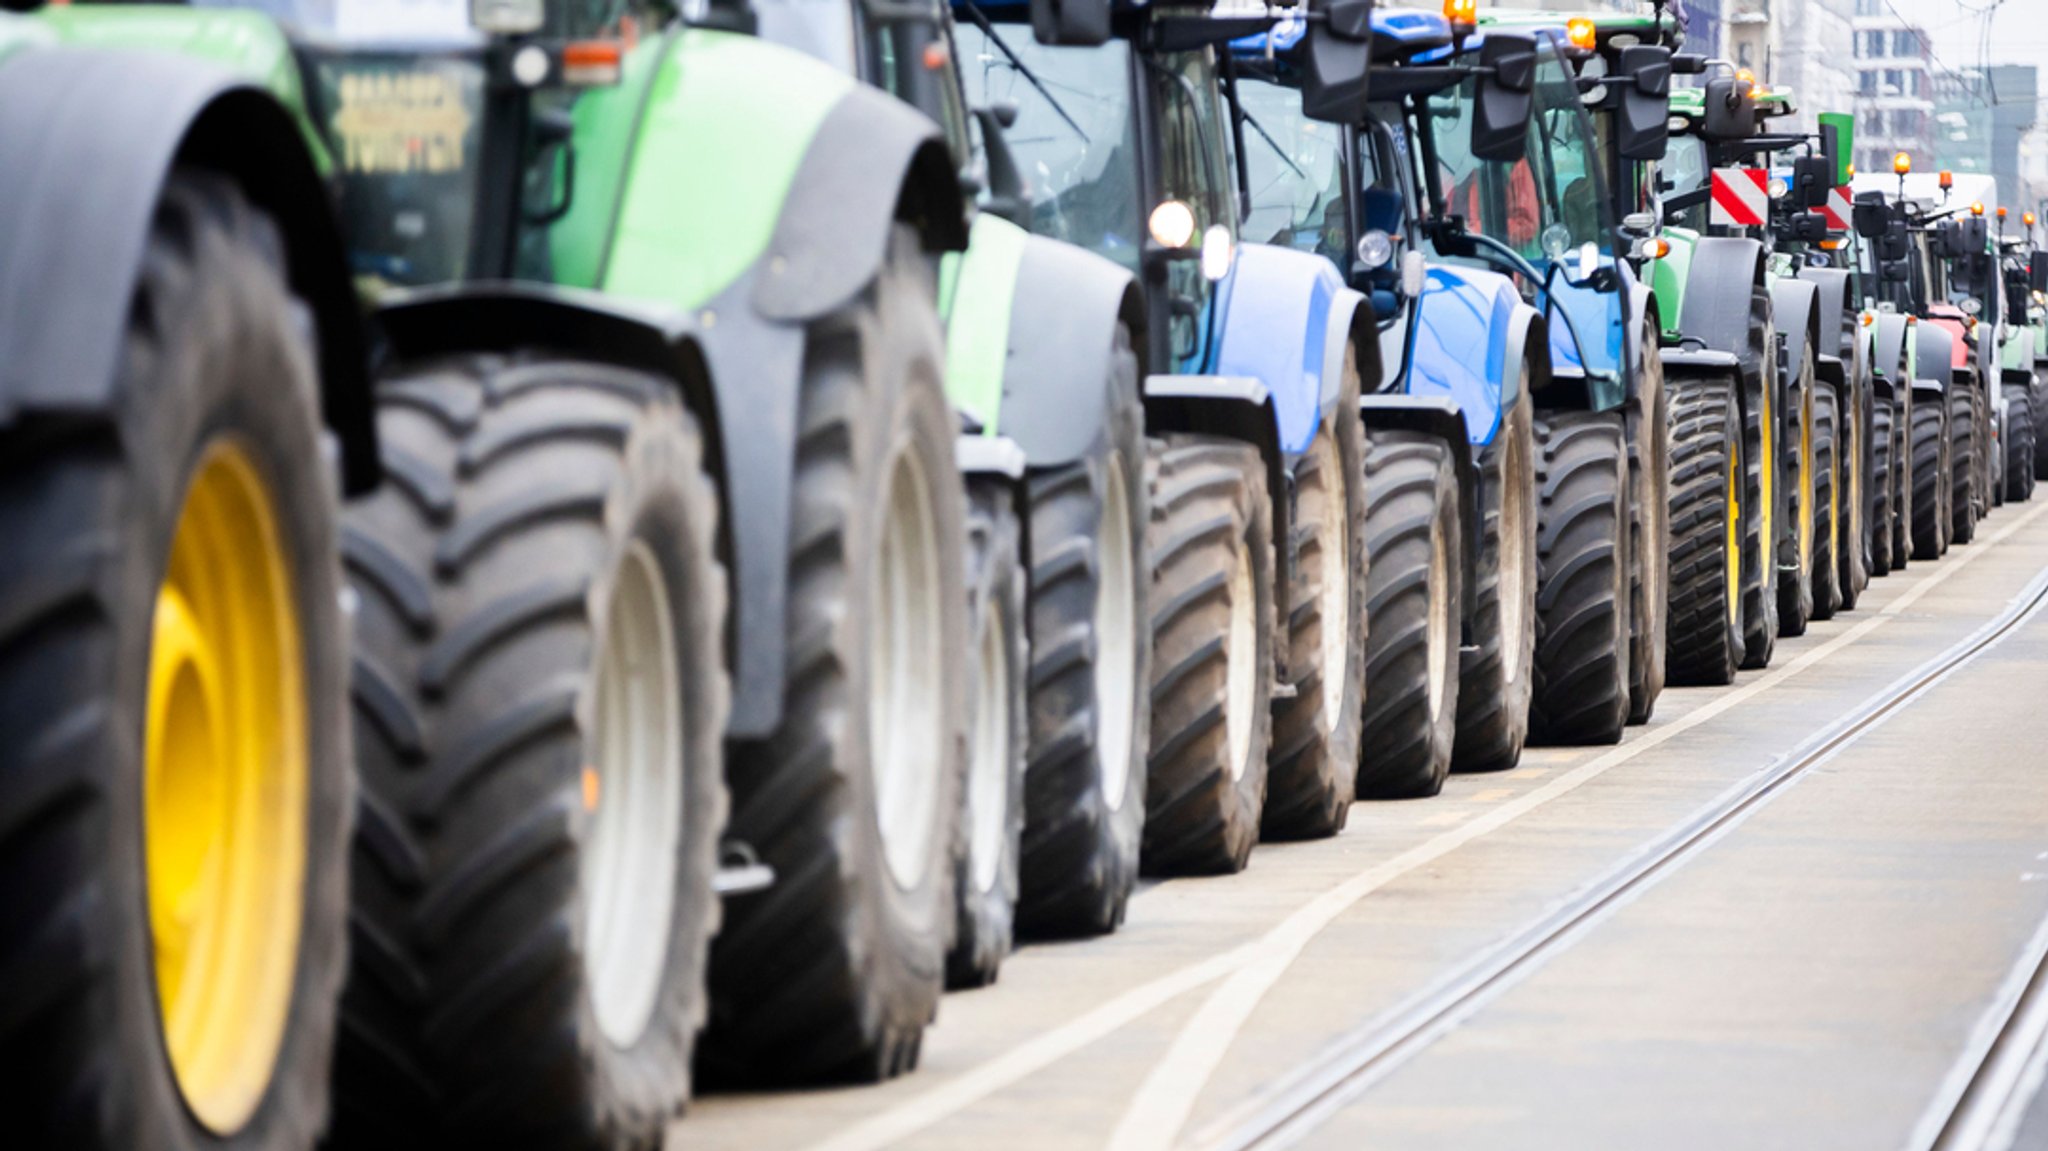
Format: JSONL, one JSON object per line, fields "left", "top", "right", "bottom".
{"left": 956, "top": 23, "right": 1144, "bottom": 272}
{"left": 1660, "top": 133, "right": 1709, "bottom": 231}
{"left": 1237, "top": 75, "right": 1348, "bottom": 267}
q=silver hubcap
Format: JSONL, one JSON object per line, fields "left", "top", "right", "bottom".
{"left": 871, "top": 445, "right": 944, "bottom": 890}
{"left": 1500, "top": 428, "right": 1528, "bottom": 686}
{"left": 1225, "top": 535, "right": 1257, "bottom": 781}
{"left": 584, "top": 541, "right": 684, "bottom": 1048}
{"left": 1317, "top": 437, "right": 1350, "bottom": 719}
{"left": 1426, "top": 523, "right": 1451, "bottom": 722}
{"left": 967, "top": 596, "right": 1010, "bottom": 895}
{"left": 1095, "top": 458, "right": 1137, "bottom": 810}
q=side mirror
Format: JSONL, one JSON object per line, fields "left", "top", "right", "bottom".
{"left": 2031, "top": 259, "right": 2048, "bottom": 294}
{"left": 1794, "top": 155, "right": 1832, "bottom": 210}
{"left": 1853, "top": 193, "right": 1890, "bottom": 240}
{"left": 1300, "top": 14, "right": 1374, "bottom": 124}
{"left": 1029, "top": 0, "right": 1109, "bottom": 46}
{"left": 972, "top": 106, "right": 1031, "bottom": 225}
{"left": 1879, "top": 229, "right": 1908, "bottom": 263}
{"left": 1471, "top": 33, "right": 1537, "bottom": 163}
{"left": 1880, "top": 258, "right": 1911, "bottom": 283}
{"left": 1613, "top": 45, "right": 1672, "bottom": 161}
{"left": 1818, "top": 117, "right": 1851, "bottom": 189}
{"left": 1787, "top": 212, "right": 1830, "bottom": 242}
{"left": 1701, "top": 73, "right": 1751, "bottom": 143}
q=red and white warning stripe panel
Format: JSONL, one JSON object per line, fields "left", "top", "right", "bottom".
{"left": 1710, "top": 167, "right": 1769, "bottom": 227}
{"left": 1821, "top": 185, "right": 1854, "bottom": 232}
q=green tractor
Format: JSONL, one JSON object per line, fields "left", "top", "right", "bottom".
{"left": 2, "top": 0, "right": 990, "bottom": 1143}
{"left": 745, "top": 0, "right": 1158, "bottom": 975}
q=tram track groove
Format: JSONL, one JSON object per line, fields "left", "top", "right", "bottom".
{"left": 1916, "top": 909, "right": 2048, "bottom": 1150}
{"left": 1190, "top": 509, "right": 2048, "bottom": 1151}
{"left": 792, "top": 502, "right": 2048, "bottom": 1151}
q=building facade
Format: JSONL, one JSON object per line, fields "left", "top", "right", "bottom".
{"left": 1850, "top": 0, "right": 1935, "bottom": 174}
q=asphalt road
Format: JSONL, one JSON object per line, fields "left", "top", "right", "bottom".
{"left": 679, "top": 501, "right": 2048, "bottom": 1151}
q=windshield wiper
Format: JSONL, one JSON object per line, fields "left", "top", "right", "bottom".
{"left": 1241, "top": 106, "right": 1305, "bottom": 181}
{"left": 961, "top": 2, "right": 1088, "bottom": 143}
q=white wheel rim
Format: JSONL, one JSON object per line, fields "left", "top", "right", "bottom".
{"left": 871, "top": 444, "right": 945, "bottom": 890}
{"left": 1426, "top": 523, "right": 1451, "bottom": 722}
{"left": 968, "top": 596, "right": 1010, "bottom": 895}
{"left": 1094, "top": 457, "right": 1138, "bottom": 810}
{"left": 1225, "top": 535, "right": 1257, "bottom": 781}
{"left": 1317, "top": 437, "right": 1350, "bottom": 719}
{"left": 584, "top": 540, "right": 684, "bottom": 1049}
{"left": 1500, "top": 427, "right": 1528, "bottom": 685}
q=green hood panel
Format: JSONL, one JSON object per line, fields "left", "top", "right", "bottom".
{"left": 600, "top": 29, "right": 852, "bottom": 313}
{"left": 940, "top": 213, "right": 1027, "bottom": 433}
{"left": 1653, "top": 228, "right": 1698, "bottom": 342}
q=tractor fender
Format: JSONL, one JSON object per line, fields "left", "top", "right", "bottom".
{"left": 1357, "top": 393, "right": 1479, "bottom": 624}
{"left": 0, "top": 46, "right": 374, "bottom": 492}
{"left": 1798, "top": 267, "right": 1856, "bottom": 361}
{"left": 1406, "top": 261, "right": 1530, "bottom": 445}
{"left": 1213, "top": 241, "right": 1358, "bottom": 453}
{"left": 1815, "top": 354, "right": 1847, "bottom": 393}
{"left": 1915, "top": 323, "right": 1956, "bottom": 394}
{"left": 1501, "top": 303, "right": 1553, "bottom": 413}
{"left": 990, "top": 229, "right": 1147, "bottom": 467}
{"left": 1770, "top": 276, "right": 1822, "bottom": 387}
{"left": 1320, "top": 290, "right": 1385, "bottom": 428}
{"left": 1677, "top": 236, "right": 1766, "bottom": 374}
{"left": 752, "top": 80, "right": 966, "bottom": 322}
{"left": 1625, "top": 276, "right": 1657, "bottom": 376}
{"left": 1872, "top": 313, "right": 1916, "bottom": 392}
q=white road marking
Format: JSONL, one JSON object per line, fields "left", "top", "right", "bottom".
{"left": 1106, "top": 501, "right": 2048, "bottom": 1151}
{"left": 799, "top": 502, "right": 2048, "bottom": 1151}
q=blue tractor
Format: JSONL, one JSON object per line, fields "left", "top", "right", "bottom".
{"left": 952, "top": 0, "right": 1382, "bottom": 904}
{"left": 1236, "top": 6, "right": 1671, "bottom": 767}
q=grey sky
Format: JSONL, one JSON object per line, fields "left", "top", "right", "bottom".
{"left": 1888, "top": 0, "right": 2048, "bottom": 79}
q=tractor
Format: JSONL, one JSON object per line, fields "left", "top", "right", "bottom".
{"left": 954, "top": 0, "right": 1385, "bottom": 876}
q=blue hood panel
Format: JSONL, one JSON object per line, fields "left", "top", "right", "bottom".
{"left": 1214, "top": 242, "right": 1345, "bottom": 453}
{"left": 1408, "top": 262, "right": 1520, "bottom": 447}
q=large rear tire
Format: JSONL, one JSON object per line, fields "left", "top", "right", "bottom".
{"left": 1741, "top": 300, "right": 1781, "bottom": 668}
{"left": 1452, "top": 392, "right": 1537, "bottom": 771}
{"left": 1016, "top": 326, "right": 1149, "bottom": 936}
{"left": 1664, "top": 373, "right": 1744, "bottom": 685}
{"left": 2007, "top": 387, "right": 2037, "bottom": 503}
{"left": 1812, "top": 384, "right": 1842, "bottom": 620}
{"left": 705, "top": 230, "right": 967, "bottom": 1083}
{"left": 1777, "top": 347, "right": 1816, "bottom": 637}
{"left": 2032, "top": 374, "right": 2048, "bottom": 481}
{"left": 1869, "top": 391, "right": 1894, "bottom": 578}
{"left": 0, "top": 171, "right": 349, "bottom": 1150}
{"left": 1141, "top": 437, "right": 1275, "bottom": 875}
{"left": 1951, "top": 388, "right": 1979, "bottom": 546}
{"left": 1911, "top": 394, "right": 1946, "bottom": 561}
{"left": 1626, "top": 327, "right": 1670, "bottom": 724}
{"left": 1356, "top": 432, "right": 1462, "bottom": 798}
{"left": 1266, "top": 354, "right": 1365, "bottom": 838}
{"left": 1529, "top": 411, "right": 1632, "bottom": 746}
{"left": 1838, "top": 363, "right": 1868, "bottom": 610}
{"left": 334, "top": 356, "right": 728, "bottom": 1145}
{"left": 947, "top": 481, "right": 1029, "bottom": 989}
{"left": 1893, "top": 391, "right": 1915, "bottom": 568}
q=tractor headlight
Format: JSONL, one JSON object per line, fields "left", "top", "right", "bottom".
{"left": 1149, "top": 200, "right": 1198, "bottom": 250}
{"left": 1201, "top": 225, "right": 1235, "bottom": 282}
{"left": 1356, "top": 229, "right": 1394, "bottom": 270}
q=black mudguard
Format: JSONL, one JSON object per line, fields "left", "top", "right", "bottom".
{"left": 1798, "top": 267, "right": 1856, "bottom": 362}
{"left": 1678, "top": 237, "right": 1766, "bottom": 371}
{"left": 997, "top": 233, "right": 1147, "bottom": 468}
{"left": 0, "top": 46, "right": 374, "bottom": 491}
{"left": 751, "top": 82, "right": 966, "bottom": 322}
{"left": 1357, "top": 393, "right": 1480, "bottom": 626}
{"left": 1771, "top": 276, "right": 1822, "bottom": 390}
{"left": 1915, "top": 324, "right": 1956, "bottom": 395}
{"left": 1872, "top": 313, "right": 1915, "bottom": 399}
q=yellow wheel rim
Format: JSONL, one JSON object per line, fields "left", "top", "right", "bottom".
{"left": 1725, "top": 450, "right": 1741, "bottom": 623}
{"left": 1798, "top": 389, "right": 1815, "bottom": 574}
{"left": 145, "top": 440, "right": 308, "bottom": 1134}
{"left": 1759, "top": 381, "right": 1774, "bottom": 584}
